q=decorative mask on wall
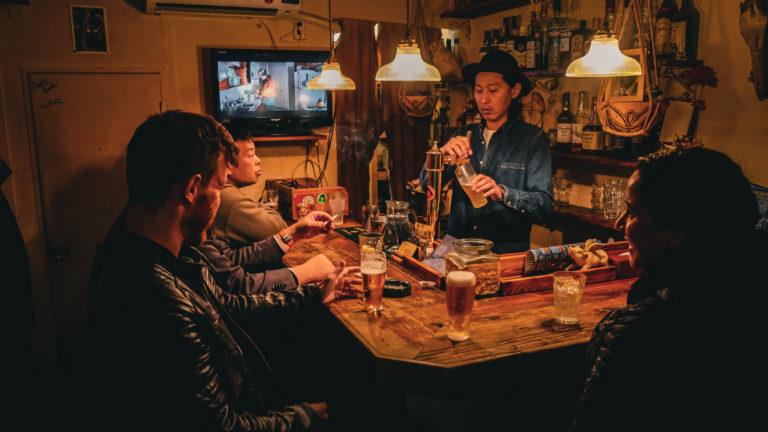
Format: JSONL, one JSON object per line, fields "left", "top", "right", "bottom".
{"left": 740, "top": 0, "right": 768, "bottom": 100}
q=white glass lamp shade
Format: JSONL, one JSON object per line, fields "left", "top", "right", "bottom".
{"left": 565, "top": 36, "right": 642, "bottom": 77}
{"left": 307, "top": 61, "right": 356, "bottom": 90}
{"left": 375, "top": 42, "right": 441, "bottom": 82}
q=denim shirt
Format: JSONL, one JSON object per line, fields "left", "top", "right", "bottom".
{"left": 420, "top": 118, "right": 553, "bottom": 253}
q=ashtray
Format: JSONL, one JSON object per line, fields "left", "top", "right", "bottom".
{"left": 383, "top": 279, "right": 411, "bottom": 298}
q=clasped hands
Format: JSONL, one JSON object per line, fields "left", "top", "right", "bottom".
{"left": 440, "top": 136, "right": 504, "bottom": 202}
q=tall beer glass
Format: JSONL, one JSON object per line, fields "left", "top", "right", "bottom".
{"left": 445, "top": 271, "right": 476, "bottom": 341}
{"left": 361, "top": 251, "right": 386, "bottom": 312}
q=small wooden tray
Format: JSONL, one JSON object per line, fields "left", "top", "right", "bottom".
{"left": 392, "top": 241, "right": 631, "bottom": 296}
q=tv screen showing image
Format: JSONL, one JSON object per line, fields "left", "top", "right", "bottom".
{"left": 207, "top": 49, "right": 332, "bottom": 135}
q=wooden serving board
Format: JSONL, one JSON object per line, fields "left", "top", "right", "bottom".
{"left": 501, "top": 265, "right": 617, "bottom": 296}
{"left": 393, "top": 241, "right": 630, "bottom": 296}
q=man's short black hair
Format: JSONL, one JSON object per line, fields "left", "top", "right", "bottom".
{"left": 126, "top": 111, "right": 237, "bottom": 207}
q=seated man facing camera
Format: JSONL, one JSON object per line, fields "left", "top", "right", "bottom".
{"left": 212, "top": 128, "right": 287, "bottom": 245}
{"left": 88, "top": 111, "right": 358, "bottom": 432}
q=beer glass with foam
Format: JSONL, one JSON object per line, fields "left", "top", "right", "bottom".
{"left": 361, "top": 251, "right": 386, "bottom": 312}
{"left": 445, "top": 271, "right": 476, "bottom": 341}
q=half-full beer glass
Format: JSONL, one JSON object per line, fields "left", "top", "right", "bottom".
{"left": 361, "top": 251, "right": 386, "bottom": 313}
{"left": 445, "top": 271, "right": 476, "bottom": 341}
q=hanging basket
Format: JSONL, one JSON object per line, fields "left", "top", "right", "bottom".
{"left": 597, "top": 0, "right": 662, "bottom": 136}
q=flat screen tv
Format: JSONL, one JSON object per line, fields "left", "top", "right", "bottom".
{"left": 206, "top": 48, "right": 331, "bottom": 136}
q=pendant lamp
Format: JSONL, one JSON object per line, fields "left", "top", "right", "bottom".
{"left": 565, "top": 32, "right": 642, "bottom": 77}
{"left": 308, "top": 0, "right": 355, "bottom": 90}
{"left": 375, "top": 0, "right": 441, "bottom": 82}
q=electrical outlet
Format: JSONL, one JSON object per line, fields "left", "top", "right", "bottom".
{"left": 293, "top": 20, "right": 306, "bottom": 40}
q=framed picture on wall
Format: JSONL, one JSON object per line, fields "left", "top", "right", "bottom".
{"left": 70, "top": 5, "right": 109, "bottom": 54}
{"left": 605, "top": 49, "right": 646, "bottom": 102}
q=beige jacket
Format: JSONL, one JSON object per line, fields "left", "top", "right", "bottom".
{"left": 212, "top": 184, "right": 287, "bottom": 244}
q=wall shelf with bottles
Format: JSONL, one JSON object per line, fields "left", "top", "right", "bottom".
{"left": 524, "top": 67, "right": 567, "bottom": 78}
{"left": 552, "top": 152, "right": 637, "bottom": 171}
{"left": 440, "top": 0, "right": 529, "bottom": 20}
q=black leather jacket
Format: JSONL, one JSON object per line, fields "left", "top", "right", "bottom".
{"left": 87, "top": 216, "right": 320, "bottom": 431}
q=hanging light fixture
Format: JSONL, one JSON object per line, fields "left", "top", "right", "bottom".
{"left": 308, "top": 0, "right": 355, "bottom": 90}
{"left": 375, "top": 0, "right": 441, "bottom": 82}
{"left": 565, "top": 31, "right": 642, "bottom": 77}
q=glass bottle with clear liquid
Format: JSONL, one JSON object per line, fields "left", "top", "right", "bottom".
{"left": 453, "top": 159, "right": 488, "bottom": 208}
{"left": 382, "top": 200, "right": 414, "bottom": 253}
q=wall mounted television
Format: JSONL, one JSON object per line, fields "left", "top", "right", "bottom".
{"left": 206, "top": 48, "right": 331, "bottom": 136}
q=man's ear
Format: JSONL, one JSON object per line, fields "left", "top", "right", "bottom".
{"left": 184, "top": 174, "right": 203, "bottom": 204}
{"left": 509, "top": 82, "right": 522, "bottom": 98}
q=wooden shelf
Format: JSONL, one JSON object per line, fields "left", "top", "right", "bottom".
{"left": 551, "top": 205, "right": 621, "bottom": 232}
{"left": 552, "top": 151, "right": 637, "bottom": 170}
{"left": 250, "top": 134, "right": 325, "bottom": 145}
{"left": 440, "top": 0, "right": 528, "bottom": 19}
{"left": 524, "top": 68, "right": 567, "bottom": 78}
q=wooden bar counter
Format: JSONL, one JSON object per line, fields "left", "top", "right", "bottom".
{"left": 283, "top": 230, "right": 635, "bottom": 398}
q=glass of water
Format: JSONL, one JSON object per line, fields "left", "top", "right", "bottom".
{"left": 553, "top": 271, "right": 587, "bottom": 325}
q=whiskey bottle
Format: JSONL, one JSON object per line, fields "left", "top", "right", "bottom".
{"left": 556, "top": 92, "right": 573, "bottom": 152}
{"left": 581, "top": 96, "right": 604, "bottom": 153}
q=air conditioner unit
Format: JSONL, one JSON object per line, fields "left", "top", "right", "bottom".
{"left": 145, "top": 0, "right": 301, "bottom": 18}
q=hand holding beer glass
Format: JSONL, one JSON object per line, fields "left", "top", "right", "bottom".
{"left": 361, "top": 251, "right": 386, "bottom": 313}
{"left": 445, "top": 270, "right": 476, "bottom": 342}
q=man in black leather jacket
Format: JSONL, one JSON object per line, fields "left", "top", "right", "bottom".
{"left": 87, "top": 111, "right": 358, "bottom": 431}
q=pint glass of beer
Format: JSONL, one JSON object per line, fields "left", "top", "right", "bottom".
{"left": 445, "top": 270, "right": 476, "bottom": 341}
{"left": 361, "top": 251, "right": 386, "bottom": 312}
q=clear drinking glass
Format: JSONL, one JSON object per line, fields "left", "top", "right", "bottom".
{"left": 329, "top": 195, "right": 345, "bottom": 225}
{"left": 359, "top": 232, "right": 383, "bottom": 253}
{"left": 553, "top": 271, "right": 587, "bottom": 325}
{"left": 445, "top": 270, "right": 476, "bottom": 341}
{"left": 454, "top": 161, "right": 487, "bottom": 208}
{"left": 264, "top": 189, "right": 279, "bottom": 210}
{"left": 361, "top": 204, "right": 380, "bottom": 232}
{"left": 603, "top": 179, "right": 624, "bottom": 219}
{"left": 361, "top": 251, "right": 386, "bottom": 313}
{"left": 591, "top": 182, "right": 605, "bottom": 213}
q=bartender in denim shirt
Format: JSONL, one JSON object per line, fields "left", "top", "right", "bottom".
{"left": 421, "top": 49, "right": 553, "bottom": 253}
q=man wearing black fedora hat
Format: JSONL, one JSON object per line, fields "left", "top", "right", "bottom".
{"left": 421, "top": 49, "right": 553, "bottom": 253}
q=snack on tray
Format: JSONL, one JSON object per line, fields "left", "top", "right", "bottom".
{"left": 566, "top": 238, "right": 609, "bottom": 270}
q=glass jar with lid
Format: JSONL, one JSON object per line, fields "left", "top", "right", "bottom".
{"left": 383, "top": 200, "right": 414, "bottom": 253}
{"left": 445, "top": 238, "right": 500, "bottom": 298}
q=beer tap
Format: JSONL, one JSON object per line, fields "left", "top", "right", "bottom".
{"left": 416, "top": 131, "right": 472, "bottom": 259}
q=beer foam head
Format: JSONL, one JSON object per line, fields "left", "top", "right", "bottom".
{"left": 447, "top": 271, "right": 475, "bottom": 287}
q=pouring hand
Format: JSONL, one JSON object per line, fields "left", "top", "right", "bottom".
{"left": 440, "top": 135, "right": 472, "bottom": 158}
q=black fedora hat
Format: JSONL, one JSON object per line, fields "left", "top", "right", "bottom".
{"left": 462, "top": 49, "right": 532, "bottom": 97}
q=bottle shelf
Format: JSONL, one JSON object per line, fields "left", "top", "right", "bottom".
{"left": 552, "top": 151, "right": 638, "bottom": 171}
{"left": 550, "top": 205, "right": 621, "bottom": 231}
{"left": 440, "top": 0, "right": 529, "bottom": 19}
{"left": 524, "top": 68, "right": 567, "bottom": 78}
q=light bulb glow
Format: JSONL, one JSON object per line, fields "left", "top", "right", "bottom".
{"left": 566, "top": 37, "right": 643, "bottom": 77}
{"left": 307, "top": 61, "right": 356, "bottom": 90}
{"left": 375, "top": 42, "right": 441, "bottom": 82}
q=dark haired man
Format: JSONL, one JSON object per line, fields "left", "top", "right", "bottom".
{"left": 212, "top": 129, "right": 287, "bottom": 244}
{"left": 88, "top": 110, "right": 356, "bottom": 431}
{"left": 421, "top": 49, "right": 553, "bottom": 253}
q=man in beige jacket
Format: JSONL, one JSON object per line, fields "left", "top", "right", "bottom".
{"left": 212, "top": 131, "right": 287, "bottom": 244}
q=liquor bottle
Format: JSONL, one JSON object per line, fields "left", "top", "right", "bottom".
{"left": 453, "top": 38, "right": 459, "bottom": 56}
{"left": 462, "top": 101, "right": 477, "bottom": 126}
{"left": 556, "top": 92, "right": 573, "bottom": 152}
{"left": 611, "top": 134, "right": 628, "bottom": 157}
{"left": 480, "top": 31, "right": 491, "bottom": 58}
{"left": 572, "top": 91, "right": 588, "bottom": 152}
{"left": 492, "top": 29, "right": 505, "bottom": 52}
{"left": 605, "top": 0, "right": 617, "bottom": 34}
{"left": 434, "top": 106, "right": 449, "bottom": 145}
{"left": 540, "top": 3, "right": 550, "bottom": 69}
{"left": 672, "top": 0, "right": 699, "bottom": 61}
{"left": 585, "top": 17, "right": 602, "bottom": 55}
{"left": 655, "top": 0, "right": 677, "bottom": 58}
{"left": 526, "top": 12, "right": 543, "bottom": 71}
{"left": 571, "top": 20, "right": 588, "bottom": 62}
{"left": 503, "top": 16, "right": 514, "bottom": 54}
{"left": 515, "top": 23, "right": 529, "bottom": 68}
{"left": 582, "top": 96, "right": 604, "bottom": 153}
{"left": 633, "top": 5, "right": 651, "bottom": 49}
{"left": 551, "top": 0, "right": 570, "bottom": 69}
{"left": 445, "top": 39, "right": 452, "bottom": 53}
